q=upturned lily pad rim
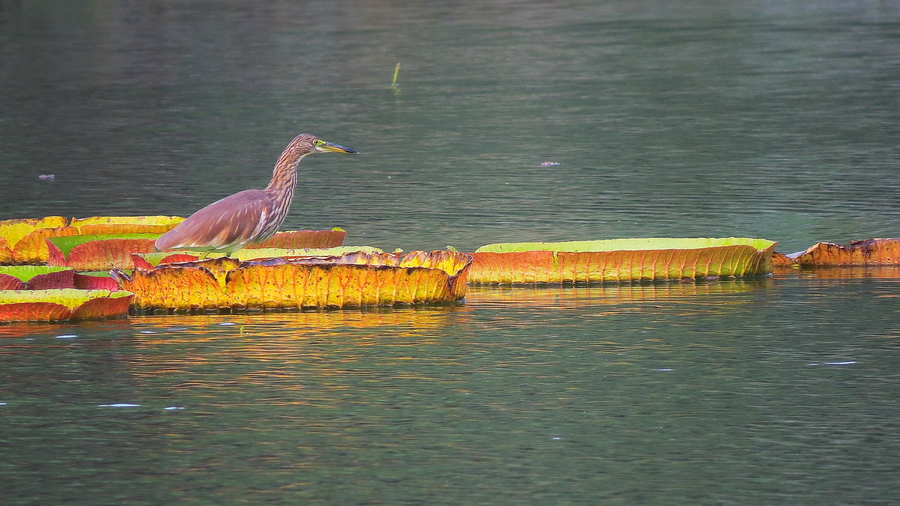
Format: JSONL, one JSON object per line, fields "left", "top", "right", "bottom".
{"left": 0, "top": 289, "right": 133, "bottom": 307}
{"left": 0, "top": 265, "right": 71, "bottom": 282}
{"left": 47, "top": 234, "right": 161, "bottom": 256}
{"left": 475, "top": 237, "right": 776, "bottom": 253}
{"left": 136, "top": 246, "right": 384, "bottom": 267}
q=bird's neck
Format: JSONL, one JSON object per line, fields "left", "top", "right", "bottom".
{"left": 265, "top": 155, "right": 302, "bottom": 206}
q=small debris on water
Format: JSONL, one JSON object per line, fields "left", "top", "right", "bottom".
{"left": 98, "top": 403, "right": 141, "bottom": 408}
{"left": 55, "top": 334, "right": 77, "bottom": 339}
{"left": 540, "top": 161, "right": 560, "bottom": 166}
{"left": 165, "top": 406, "right": 185, "bottom": 411}
{"left": 38, "top": 174, "right": 55, "bottom": 180}
{"left": 825, "top": 361, "right": 856, "bottom": 366}
{"left": 656, "top": 368, "right": 674, "bottom": 372}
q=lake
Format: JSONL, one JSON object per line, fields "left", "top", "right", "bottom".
{"left": 2, "top": 1, "right": 900, "bottom": 504}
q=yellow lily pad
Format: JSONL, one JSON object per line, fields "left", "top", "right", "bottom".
{"left": 0, "top": 216, "right": 68, "bottom": 249}
{"left": 70, "top": 215, "right": 184, "bottom": 228}
{"left": 112, "top": 250, "right": 472, "bottom": 311}
{"left": 469, "top": 238, "right": 776, "bottom": 284}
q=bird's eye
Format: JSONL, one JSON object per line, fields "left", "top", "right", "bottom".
{"left": 313, "top": 139, "right": 324, "bottom": 147}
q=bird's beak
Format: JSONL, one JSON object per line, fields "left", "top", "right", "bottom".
{"left": 316, "top": 140, "right": 358, "bottom": 154}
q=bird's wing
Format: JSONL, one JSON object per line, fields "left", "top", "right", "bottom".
{"left": 155, "top": 189, "right": 270, "bottom": 252}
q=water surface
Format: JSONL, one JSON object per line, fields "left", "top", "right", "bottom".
{"left": 2, "top": 1, "right": 900, "bottom": 504}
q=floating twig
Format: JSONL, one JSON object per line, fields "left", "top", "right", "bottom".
{"left": 392, "top": 63, "right": 401, "bottom": 93}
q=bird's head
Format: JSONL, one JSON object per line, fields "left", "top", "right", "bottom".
{"left": 288, "top": 133, "right": 357, "bottom": 157}
{"left": 274, "top": 133, "right": 357, "bottom": 169}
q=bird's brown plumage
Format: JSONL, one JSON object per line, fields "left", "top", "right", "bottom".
{"left": 155, "top": 133, "right": 357, "bottom": 255}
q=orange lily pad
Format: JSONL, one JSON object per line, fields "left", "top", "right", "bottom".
{"left": 247, "top": 229, "right": 347, "bottom": 249}
{"left": 111, "top": 250, "right": 472, "bottom": 311}
{"left": 782, "top": 238, "right": 900, "bottom": 266}
{"left": 12, "top": 227, "right": 80, "bottom": 264}
{"left": 0, "top": 237, "right": 14, "bottom": 265}
{"left": 469, "top": 238, "right": 776, "bottom": 284}
{"left": 0, "top": 289, "right": 134, "bottom": 323}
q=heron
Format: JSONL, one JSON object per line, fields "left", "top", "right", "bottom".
{"left": 154, "top": 133, "right": 357, "bottom": 256}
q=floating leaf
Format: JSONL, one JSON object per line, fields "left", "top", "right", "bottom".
{"left": 0, "top": 216, "right": 68, "bottom": 249}
{"left": 112, "top": 250, "right": 472, "bottom": 311}
{"left": 73, "top": 273, "right": 121, "bottom": 291}
{"left": 70, "top": 215, "right": 184, "bottom": 228}
{"left": 12, "top": 227, "right": 80, "bottom": 264}
{"left": 46, "top": 235, "right": 159, "bottom": 271}
{"left": 48, "top": 234, "right": 161, "bottom": 257}
{"left": 785, "top": 238, "right": 900, "bottom": 266}
{"left": 0, "top": 289, "right": 133, "bottom": 323}
{"left": 0, "top": 266, "right": 72, "bottom": 290}
{"left": 0, "top": 265, "right": 71, "bottom": 282}
{"left": 0, "top": 237, "right": 13, "bottom": 265}
{"left": 469, "top": 238, "right": 776, "bottom": 284}
{"left": 0, "top": 274, "right": 23, "bottom": 290}
{"left": 132, "top": 246, "right": 383, "bottom": 268}
{"left": 78, "top": 224, "right": 175, "bottom": 235}
{"left": 0, "top": 266, "right": 117, "bottom": 290}
{"left": 247, "top": 230, "right": 347, "bottom": 249}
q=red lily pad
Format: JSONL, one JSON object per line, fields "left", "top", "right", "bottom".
{"left": 0, "top": 289, "right": 134, "bottom": 323}
{"left": 46, "top": 235, "right": 160, "bottom": 271}
{"left": 0, "top": 266, "right": 74, "bottom": 290}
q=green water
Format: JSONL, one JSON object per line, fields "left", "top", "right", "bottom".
{"left": 2, "top": 0, "right": 900, "bottom": 504}
{"left": 3, "top": 277, "right": 900, "bottom": 504}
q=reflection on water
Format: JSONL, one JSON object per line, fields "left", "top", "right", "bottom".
{"left": 467, "top": 278, "right": 771, "bottom": 308}
{"left": 3, "top": 278, "right": 900, "bottom": 503}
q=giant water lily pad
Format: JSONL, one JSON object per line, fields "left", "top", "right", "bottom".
{"left": 70, "top": 215, "right": 184, "bottom": 228}
{"left": 2, "top": 216, "right": 347, "bottom": 266}
{"left": 0, "top": 266, "right": 120, "bottom": 291}
{"left": 468, "top": 238, "right": 776, "bottom": 284}
{"left": 132, "top": 246, "right": 384, "bottom": 269}
{"left": 0, "top": 266, "right": 73, "bottom": 290}
{"left": 0, "top": 237, "right": 13, "bottom": 265}
{"left": 245, "top": 229, "right": 347, "bottom": 249}
{"left": 0, "top": 216, "right": 68, "bottom": 249}
{"left": 0, "top": 289, "right": 133, "bottom": 323}
{"left": 46, "top": 234, "right": 160, "bottom": 271}
{"left": 1, "top": 216, "right": 177, "bottom": 264}
{"left": 112, "top": 250, "right": 472, "bottom": 311}
{"left": 781, "top": 238, "right": 900, "bottom": 266}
